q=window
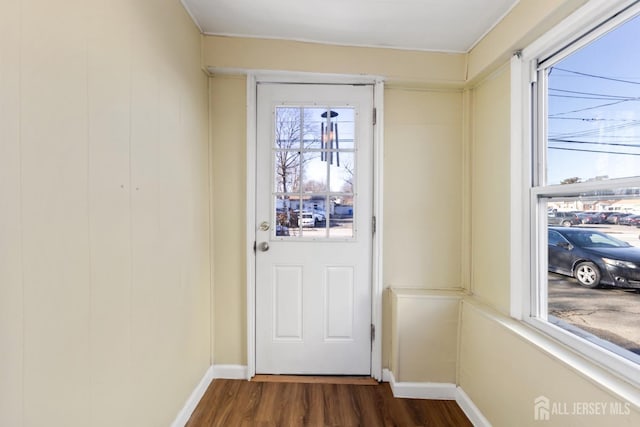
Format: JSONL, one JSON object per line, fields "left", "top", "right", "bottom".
{"left": 272, "top": 106, "right": 357, "bottom": 240}
{"left": 521, "top": 1, "right": 640, "bottom": 384}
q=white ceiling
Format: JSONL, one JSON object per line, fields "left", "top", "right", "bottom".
{"left": 182, "top": 0, "right": 520, "bottom": 53}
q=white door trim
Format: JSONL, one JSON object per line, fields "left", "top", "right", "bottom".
{"left": 245, "top": 72, "right": 384, "bottom": 380}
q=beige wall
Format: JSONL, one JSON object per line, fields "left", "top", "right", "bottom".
{"left": 383, "top": 88, "right": 463, "bottom": 289}
{"left": 390, "top": 289, "right": 460, "bottom": 383}
{"left": 0, "top": 1, "right": 210, "bottom": 426}
{"left": 202, "top": 36, "right": 467, "bottom": 88}
{"left": 209, "top": 74, "right": 247, "bottom": 365}
{"left": 459, "top": 301, "right": 640, "bottom": 426}
{"left": 469, "top": 65, "right": 512, "bottom": 314}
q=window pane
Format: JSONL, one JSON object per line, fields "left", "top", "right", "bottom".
{"left": 273, "top": 195, "right": 329, "bottom": 239}
{"left": 275, "top": 107, "right": 301, "bottom": 150}
{"left": 329, "top": 196, "right": 354, "bottom": 239}
{"left": 546, "top": 14, "right": 640, "bottom": 185}
{"left": 275, "top": 195, "right": 295, "bottom": 237}
{"left": 274, "top": 151, "right": 301, "bottom": 193}
{"left": 302, "top": 152, "right": 326, "bottom": 192}
{"left": 329, "top": 152, "right": 355, "bottom": 193}
{"left": 543, "top": 192, "right": 640, "bottom": 363}
{"left": 330, "top": 108, "right": 356, "bottom": 149}
{"left": 303, "top": 107, "right": 324, "bottom": 149}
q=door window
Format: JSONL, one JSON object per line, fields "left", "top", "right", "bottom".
{"left": 272, "top": 106, "right": 357, "bottom": 240}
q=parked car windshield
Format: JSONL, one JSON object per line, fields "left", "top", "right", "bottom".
{"left": 558, "top": 229, "right": 632, "bottom": 249}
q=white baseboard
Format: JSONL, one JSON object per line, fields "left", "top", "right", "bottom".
{"left": 455, "top": 387, "right": 492, "bottom": 427}
{"left": 385, "top": 369, "right": 457, "bottom": 399}
{"left": 383, "top": 369, "right": 490, "bottom": 427}
{"left": 171, "top": 366, "right": 215, "bottom": 427}
{"left": 212, "top": 364, "right": 249, "bottom": 379}
{"left": 172, "top": 364, "right": 250, "bottom": 427}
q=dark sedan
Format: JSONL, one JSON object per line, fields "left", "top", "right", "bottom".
{"left": 548, "top": 227, "right": 640, "bottom": 289}
{"left": 619, "top": 214, "right": 640, "bottom": 226}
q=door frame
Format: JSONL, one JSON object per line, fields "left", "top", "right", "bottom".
{"left": 245, "top": 71, "right": 384, "bottom": 380}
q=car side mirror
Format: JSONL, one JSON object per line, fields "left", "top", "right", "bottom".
{"left": 557, "top": 241, "right": 573, "bottom": 250}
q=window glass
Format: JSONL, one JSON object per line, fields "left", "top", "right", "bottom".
{"left": 536, "top": 10, "right": 640, "bottom": 369}
{"left": 544, "top": 193, "right": 640, "bottom": 363}
{"left": 545, "top": 14, "right": 640, "bottom": 185}
{"left": 273, "top": 106, "right": 356, "bottom": 240}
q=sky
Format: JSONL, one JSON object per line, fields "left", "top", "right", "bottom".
{"left": 546, "top": 12, "right": 640, "bottom": 185}
{"left": 301, "top": 107, "right": 356, "bottom": 193}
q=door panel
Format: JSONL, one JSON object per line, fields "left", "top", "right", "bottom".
{"left": 255, "top": 83, "right": 373, "bottom": 375}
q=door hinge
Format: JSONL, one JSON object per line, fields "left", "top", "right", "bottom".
{"left": 371, "top": 324, "right": 375, "bottom": 342}
{"left": 253, "top": 241, "right": 256, "bottom": 253}
{"left": 372, "top": 108, "right": 377, "bottom": 126}
{"left": 372, "top": 216, "right": 376, "bottom": 234}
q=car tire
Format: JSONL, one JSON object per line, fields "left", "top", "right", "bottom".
{"left": 562, "top": 220, "right": 572, "bottom": 227}
{"left": 574, "top": 262, "right": 601, "bottom": 288}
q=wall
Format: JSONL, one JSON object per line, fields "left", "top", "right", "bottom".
{"left": 468, "top": 65, "right": 512, "bottom": 314}
{"left": 203, "top": 39, "right": 466, "bottom": 366}
{"left": 202, "top": 36, "right": 466, "bottom": 88}
{"left": 0, "top": 1, "right": 210, "bottom": 426}
{"left": 383, "top": 88, "right": 463, "bottom": 288}
{"left": 390, "top": 289, "right": 460, "bottom": 383}
{"left": 209, "top": 74, "right": 247, "bottom": 365}
{"left": 462, "top": 2, "right": 640, "bottom": 421}
{"left": 459, "top": 301, "right": 640, "bottom": 426}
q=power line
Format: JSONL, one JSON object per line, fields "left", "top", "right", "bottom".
{"left": 549, "top": 88, "right": 633, "bottom": 100}
{"left": 548, "top": 98, "right": 638, "bottom": 116}
{"left": 550, "top": 117, "right": 640, "bottom": 122}
{"left": 549, "top": 120, "right": 640, "bottom": 139}
{"left": 549, "top": 146, "right": 640, "bottom": 156}
{"left": 553, "top": 67, "right": 640, "bottom": 85}
{"left": 549, "top": 138, "right": 640, "bottom": 149}
{"left": 550, "top": 94, "right": 636, "bottom": 100}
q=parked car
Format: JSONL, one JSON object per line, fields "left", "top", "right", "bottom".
{"left": 587, "top": 211, "right": 606, "bottom": 224}
{"left": 619, "top": 214, "right": 640, "bottom": 226}
{"left": 547, "top": 211, "right": 581, "bottom": 227}
{"left": 312, "top": 209, "right": 326, "bottom": 223}
{"left": 297, "top": 211, "right": 315, "bottom": 228}
{"left": 548, "top": 227, "right": 640, "bottom": 288}
{"left": 605, "top": 212, "right": 633, "bottom": 224}
{"left": 576, "top": 212, "right": 600, "bottom": 224}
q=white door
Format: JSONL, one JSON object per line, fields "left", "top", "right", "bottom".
{"left": 255, "top": 83, "right": 374, "bottom": 375}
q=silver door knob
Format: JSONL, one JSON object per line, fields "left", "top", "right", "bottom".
{"left": 258, "top": 242, "right": 270, "bottom": 252}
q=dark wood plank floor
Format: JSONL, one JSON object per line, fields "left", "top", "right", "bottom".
{"left": 186, "top": 379, "right": 472, "bottom": 426}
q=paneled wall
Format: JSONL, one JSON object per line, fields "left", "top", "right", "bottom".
{"left": 383, "top": 88, "right": 463, "bottom": 288}
{"left": 389, "top": 289, "right": 461, "bottom": 383}
{"left": 0, "top": 1, "right": 210, "bottom": 426}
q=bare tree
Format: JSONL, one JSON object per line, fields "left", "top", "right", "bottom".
{"left": 341, "top": 160, "right": 355, "bottom": 193}
{"left": 275, "top": 108, "right": 317, "bottom": 194}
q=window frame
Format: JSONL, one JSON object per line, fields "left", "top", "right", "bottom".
{"left": 513, "top": 0, "right": 640, "bottom": 387}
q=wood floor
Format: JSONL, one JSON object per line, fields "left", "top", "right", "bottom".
{"left": 186, "top": 378, "right": 472, "bottom": 427}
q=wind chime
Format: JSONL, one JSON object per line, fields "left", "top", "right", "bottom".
{"left": 320, "top": 110, "right": 339, "bottom": 166}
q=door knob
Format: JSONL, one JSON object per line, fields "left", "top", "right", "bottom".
{"left": 258, "top": 242, "right": 270, "bottom": 252}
